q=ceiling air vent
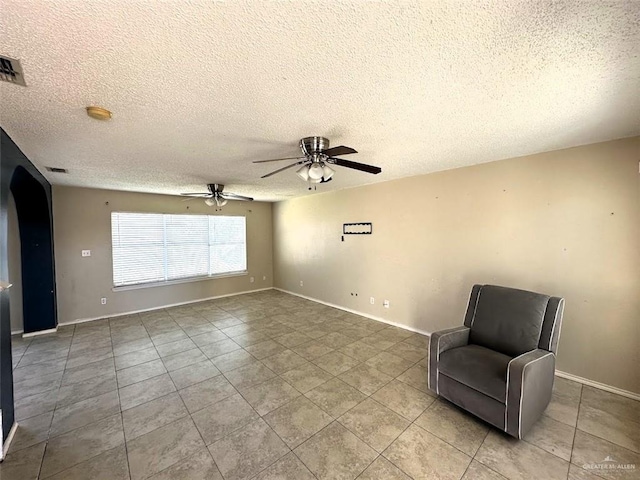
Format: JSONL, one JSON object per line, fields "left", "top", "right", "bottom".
{"left": 45, "top": 167, "right": 68, "bottom": 174}
{"left": 0, "top": 56, "right": 26, "bottom": 86}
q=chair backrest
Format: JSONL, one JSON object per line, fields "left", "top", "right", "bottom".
{"left": 463, "top": 284, "right": 564, "bottom": 357}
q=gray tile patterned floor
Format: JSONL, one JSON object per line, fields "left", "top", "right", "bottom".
{"left": 3, "top": 290, "right": 639, "bottom": 479}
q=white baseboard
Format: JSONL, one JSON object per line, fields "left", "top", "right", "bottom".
{"left": 555, "top": 370, "right": 640, "bottom": 402}
{"left": 59, "top": 287, "right": 274, "bottom": 327}
{"left": 1, "top": 421, "right": 18, "bottom": 461}
{"left": 274, "top": 288, "right": 432, "bottom": 337}
{"left": 10, "top": 329, "right": 23, "bottom": 336}
{"left": 275, "top": 288, "right": 640, "bottom": 401}
{"left": 22, "top": 327, "right": 58, "bottom": 339}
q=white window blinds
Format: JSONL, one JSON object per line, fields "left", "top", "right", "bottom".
{"left": 111, "top": 212, "right": 247, "bottom": 287}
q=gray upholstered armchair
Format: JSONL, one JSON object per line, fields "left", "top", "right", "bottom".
{"left": 429, "top": 284, "right": 564, "bottom": 439}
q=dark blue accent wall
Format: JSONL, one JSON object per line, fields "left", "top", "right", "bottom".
{"left": 0, "top": 128, "right": 57, "bottom": 444}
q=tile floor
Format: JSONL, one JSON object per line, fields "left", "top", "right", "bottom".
{"left": 2, "top": 290, "right": 639, "bottom": 479}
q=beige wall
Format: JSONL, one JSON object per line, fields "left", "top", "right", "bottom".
{"left": 53, "top": 186, "right": 273, "bottom": 323}
{"left": 273, "top": 137, "right": 640, "bottom": 394}
{"left": 8, "top": 194, "right": 23, "bottom": 333}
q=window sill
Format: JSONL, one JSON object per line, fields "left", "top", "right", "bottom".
{"left": 112, "top": 271, "right": 248, "bottom": 292}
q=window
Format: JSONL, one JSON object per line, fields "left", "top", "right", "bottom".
{"left": 111, "top": 212, "right": 247, "bottom": 287}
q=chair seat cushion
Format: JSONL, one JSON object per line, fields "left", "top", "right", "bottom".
{"left": 439, "top": 344, "right": 511, "bottom": 402}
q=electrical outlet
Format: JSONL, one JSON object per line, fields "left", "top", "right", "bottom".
{"left": 383, "top": 300, "right": 390, "bottom": 308}
{"left": 82, "top": 250, "right": 91, "bottom": 257}
{"left": 250, "top": 276, "right": 255, "bottom": 283}
{"left": 262, "top": 276, "right": 267, "bottom": 281}
{"left": 300, "top": 280, "right": 304, "bottom": 287}
{"left": 370, "top": 297, "right": 375, "bottom": 305}
{"left": 101, "top": 297, "right": 107, "bottom": 305}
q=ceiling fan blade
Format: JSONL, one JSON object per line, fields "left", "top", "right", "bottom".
{"left": 322, "top": 146, "right": 357, "bottom": 157}
{"left": 261, "top": 160, "right": 308, "bottom": 178}
{"left": 253, "top": 156, "right": 305, "bottom": 164}
{"left": 222, "top": 193, "right": 254, "bottom": 201}
{"left": 180, "top": 193, "right": 212, "bottom": 197}
{"left": 329, "top": 158, "right": 381, "bottom": 175}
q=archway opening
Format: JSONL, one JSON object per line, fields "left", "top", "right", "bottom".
{"left": 9, "top": 166, "right": 57, "bottom": 334}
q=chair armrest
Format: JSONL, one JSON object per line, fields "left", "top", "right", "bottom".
{"left": 506, "top": 349, "right": 555, "bottom": 438}
{"left": 428, "top": 326, "right": 470, "bottom": 393}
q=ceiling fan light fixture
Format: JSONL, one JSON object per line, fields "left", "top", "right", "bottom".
{"left": 215, "top": 197, "right": 228, "bottom": 207}
{"left": 296, "top": 165, "right": 310, "bottom": 181}
{"left": 322, "top": 164, "right": 335, "bottom": 180}
{"left": 308, "top": 163, "right": 324, "bottom": 180}
{"left": 204, "top": 198, "right": 216, "bottom": 207}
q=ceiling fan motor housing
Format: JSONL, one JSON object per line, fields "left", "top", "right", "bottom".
{"left": 300, "top": 136, "right": 329, "bottom": 156}
{"left": 208, "top": 183, "right": 224, "bottom": 194}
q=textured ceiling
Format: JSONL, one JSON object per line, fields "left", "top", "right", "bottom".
{"left": 1, "top": 1, "right": 639, "bottom": 202}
